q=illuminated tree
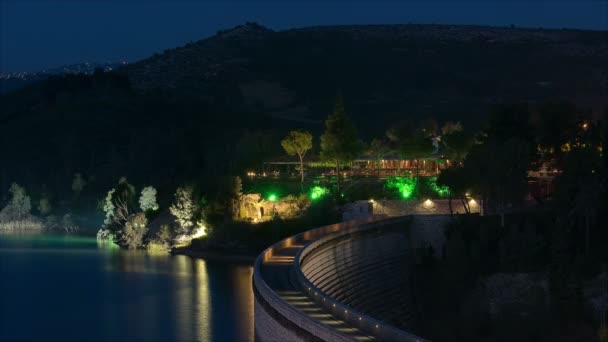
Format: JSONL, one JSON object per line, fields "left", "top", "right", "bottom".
{"left": 139, "top": 186, "right": 159, "bottom": 212}
{"left": 385, "top": 176, "right": 416, "bottom": 199}
{"left": 102, "top": 189, "right": 116, "bottom": 227}
{"left": 121, "top": 213, "right": 148, "bottom": 249}
{"left": 320, "top": 95, "right": 364, "bottom": 193}
{"left": 102, "top": 178, "right": 136, "bottom": 230}
{"left": 281, "top": 130, "right": 313, "bottom": 190}
{"left": 0, "top": 183, "right": 32, "bottom": 221}
{"left": 157, "top": 224, "right": 173, "bottom": 245}
{"left": 170, "top": 187, "right": 196, "bottom": 235}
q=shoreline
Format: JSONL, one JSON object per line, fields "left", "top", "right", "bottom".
{"left": 171, "top": 248, "right": 256, "bottom": 264}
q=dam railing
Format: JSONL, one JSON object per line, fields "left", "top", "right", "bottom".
{"left": 293, "top": 216, "right": 429, "bottom": 342}
{"left": 253, "top": 215, "right": 429, "bottom": 341}
{"left": 253, "top": 218, "right": 379, "bottom": 341}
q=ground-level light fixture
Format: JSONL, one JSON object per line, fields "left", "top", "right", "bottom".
{"left": 310, "top": 186, "right": 329, "bottom": 201}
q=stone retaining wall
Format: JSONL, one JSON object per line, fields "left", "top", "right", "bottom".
{"left": 343, "top": 199, "right": 480, "bottom": 220}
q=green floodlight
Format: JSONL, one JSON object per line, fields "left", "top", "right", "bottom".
{"left": 268, "top": 194, "right": 278, "bottom": 202}
{"left": 386, "top": 176, "right": 416, "bottom": 200}
{"left": 309, "top": 186, "right": 329, "bottom": 201}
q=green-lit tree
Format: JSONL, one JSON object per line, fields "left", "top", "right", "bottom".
{"left": 320, "top": 95, "right": 364, "bottom": 193}
{"left": 281, "top": 130, "right": 313, "bottom": 190}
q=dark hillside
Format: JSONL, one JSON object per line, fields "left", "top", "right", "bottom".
{"left": 1, "top": 23, "right": 606, "bottom": 200}
{"left": 124, "top": 23, "right": 608, "bottom": 134}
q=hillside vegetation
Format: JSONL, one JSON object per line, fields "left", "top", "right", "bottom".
{"left": 1, "top": 22, "right": 606, "bottom": 204}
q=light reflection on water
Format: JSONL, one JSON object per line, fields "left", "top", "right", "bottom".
{"left": 0, "top": 233, "right": 254, "bottom": 342}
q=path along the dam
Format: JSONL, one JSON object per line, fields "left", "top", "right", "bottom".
{"left": 260, "top": 241, "right": 376, "bottom": 341}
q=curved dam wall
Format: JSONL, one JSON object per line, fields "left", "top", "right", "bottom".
{"left": 299, "top": 228, "right": 416, "bottom": 331}
{"left": 254, "top": 218, "right": 380, "bottom": 342}
{"left": 254, "top": 216, "right": 448, "bottom": 342}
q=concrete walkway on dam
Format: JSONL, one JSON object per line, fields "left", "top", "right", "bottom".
{"left": 260, "top": 242, "right": 376, "bottom": 341}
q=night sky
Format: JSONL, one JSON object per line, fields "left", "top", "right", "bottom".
{"left": 1, "top": 1, "right": 607, "bottom": 73}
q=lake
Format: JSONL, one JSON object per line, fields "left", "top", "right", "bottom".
{"left": 0, "top": 233, "right": 254, "bottom": 342}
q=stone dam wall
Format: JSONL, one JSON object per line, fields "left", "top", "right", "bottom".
{"left": 254, "top": 216, "right": 450, "bottom": 341}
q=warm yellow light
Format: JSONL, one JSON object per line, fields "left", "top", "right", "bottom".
{"left": 425, "top": 199, "right": 432, "bottom": 205}
{"left": 191, "top": 225, "right": 207, "bottom": 239}
{"left": 469, "top": 199, "right": 477, "bottom": 205}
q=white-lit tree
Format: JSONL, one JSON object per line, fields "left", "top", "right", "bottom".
{"left": 121, "top": 213, "right": 148, "bottom": 249}
{"left": 102, "top": 189, "right": 116, "bottom": 227}
{"left": 139, "top": 186, "right": 159, "bottom": 212}
{"left": 169, "top": 187, "right": 196, "bottom": 235}
{"left": 281, "top": 130, "right": 313, "bottom": 190}
{"left": 0, "top": 183, "right": 32, "bottom": 221}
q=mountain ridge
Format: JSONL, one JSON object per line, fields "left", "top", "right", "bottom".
{"left": 121, "top": 22, "right": 608, "bottom": 127}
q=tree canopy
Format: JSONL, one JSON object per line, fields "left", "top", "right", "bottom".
{"left": 320, "top": 95, "right": 364, "bottom": 192}
{"left": 281, "top": 130, "right": 313, "bottom": 188}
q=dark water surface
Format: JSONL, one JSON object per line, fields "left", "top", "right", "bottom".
{"left": 0, "top": 233, "right": 254, "bottom": 342}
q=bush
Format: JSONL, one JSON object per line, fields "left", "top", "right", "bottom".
{"left": 0, "top": 183, "right": 32, "bottom": 222}
{"left": 61, "top": 214, "right": 79, "bottom": 233}
{"left": 170, "top": 187, "right": 196, "bottom": 235}
{"left": 120, "top": 213, "right": 148, "bottom": 249}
